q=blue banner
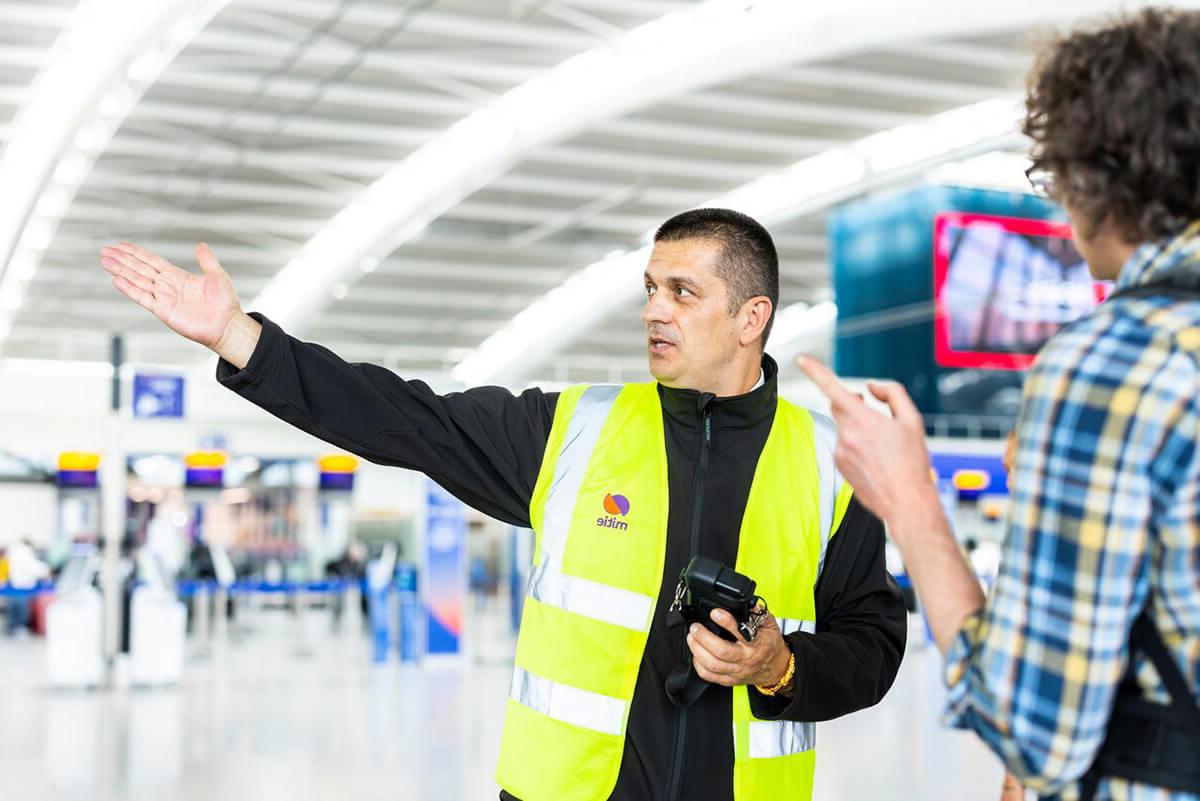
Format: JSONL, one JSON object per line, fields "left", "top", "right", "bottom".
{"left": 423, "top": 480, "right": 467, "bottom": 656}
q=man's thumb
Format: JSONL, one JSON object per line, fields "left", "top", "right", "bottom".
{"left": 196, "top": 243, "right": 224, "bottom": 276}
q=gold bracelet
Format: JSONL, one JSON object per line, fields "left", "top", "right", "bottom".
{"left": 755, "top": 652, "right": 795, "bottom": 697}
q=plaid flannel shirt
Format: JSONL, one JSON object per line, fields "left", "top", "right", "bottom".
{"left": 943, "top": 223, "right": 1200, "bottom": 801}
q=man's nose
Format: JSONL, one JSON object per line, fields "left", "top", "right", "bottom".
{"left": 641, "top": 292, "right": 670, "bottom": 325}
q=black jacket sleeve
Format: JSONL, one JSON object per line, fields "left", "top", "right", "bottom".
{"left": 215, "top": 313, "right": 557, "bottom": 527}
{"left": 748, "top": 496, "right": 907, "bottom": 721}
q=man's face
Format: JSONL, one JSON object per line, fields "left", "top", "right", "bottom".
{"left": 641, "top": 239, "right": 740, "bottom": 389}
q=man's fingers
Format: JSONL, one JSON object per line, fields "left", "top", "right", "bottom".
{"left": 709, "top": 609, "right": 744, "bottom": 640}
{"left": 866, "top": 380, "right": 922, "bottom": 427}
{"left": 796, "top": 356, "right": 860, "bottom": 410}
{"left": 112, "top": 276, "right": 156, "bottom": 313}
{"left": 101, "top": 249, "right": 160, "bottom": 285}
{"left": 692, "top": 661, "right": 735, "bottom": 686}
{"left": 689, "top": 623, "right": 741, "bottom": 662}
{"left": 687, "top": 630, "right": 741, "bottom": 674}
{"left": 690, "top": 649, "right": 738, "bottom": 681}
{"left": 112, "top": 241, "right": 180, "bottom": 278}
{"left": 101, "top": 256, "right": 155, "bottom": 294}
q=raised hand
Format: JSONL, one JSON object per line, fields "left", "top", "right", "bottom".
{"left": 795, "top": 355, "right": 937, "bottom": 532}
{"left": 100, "top": 242, "right": 242, "bottom": 350}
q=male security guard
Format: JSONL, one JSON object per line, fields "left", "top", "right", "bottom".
{"left": 101, "top": 207, "right": 906, "bottom": 801}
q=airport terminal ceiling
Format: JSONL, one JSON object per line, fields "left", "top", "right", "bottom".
{"left": 0, "top": 0, "right": 1119, "bottom": 387}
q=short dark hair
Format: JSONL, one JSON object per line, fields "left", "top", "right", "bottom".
{"left": 1024, "top": 8, "right": 1200, "bottom": 242}
{"left": 653, "top": 208, "right": 780, "bottom": 345}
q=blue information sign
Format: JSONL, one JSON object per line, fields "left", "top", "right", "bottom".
{"left": 132, "top": 373, "right": 185, "bottom": 419}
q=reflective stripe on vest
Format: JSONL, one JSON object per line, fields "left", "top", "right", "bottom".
{"left": 778, "top": 618, "right": 816, "bottom": 637}
{"left": 528, "top": 571, "right": 654, "bottom": 632}
{"left": 756, "top": 617, "right": 818, "bottom": 757}
{"left": 810, "top": 412, "right": 841, "bottom": 576}
{"left": 526, "top": 384, "right": 656, "bottom": 634}
{"left": 510, "top": 666, "right": 626, "bottom": 737}
{"left": 742, "top": 719, "right": 816, "bottom": 759}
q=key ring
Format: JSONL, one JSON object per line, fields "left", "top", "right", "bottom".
{"left": 739, "top": 597, "right": 769, "bottom": 641}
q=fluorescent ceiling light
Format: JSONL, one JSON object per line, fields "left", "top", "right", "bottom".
{"left": 453, "top": 97, "right": 1024, "bottom": 387}
{"left": 0, "top": 0, "right": 227, "bottom": 347}
{"left": 250, "top": 0, "right": 1118, "bottom": 335}
{"left": 926, "top": 150, "right": 1035, "bottom": 193}
{"left": 0, "top": 359, "right": 115, "bottom": 379}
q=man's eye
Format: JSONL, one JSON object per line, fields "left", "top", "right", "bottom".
{"left": 645, "top": 285, "right": 655, "bottom": 297}
{"left": 675, "top": 286, "right": 691, "bottom": 297}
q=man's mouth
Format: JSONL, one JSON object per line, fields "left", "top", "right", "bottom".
{"left": 648, "top": 336, "right": 675, "bottom": 354}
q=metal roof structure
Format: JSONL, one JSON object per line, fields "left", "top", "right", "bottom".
{"left": 0, "top": 0, "right": 1160, "bottom": 388}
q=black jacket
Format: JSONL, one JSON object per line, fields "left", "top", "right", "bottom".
{"left": 217, "top": 314, "right": 907, "bottom": 801}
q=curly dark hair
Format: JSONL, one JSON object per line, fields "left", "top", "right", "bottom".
{"left": 1023, "top": 8, "right": 1200, "bottom": 242}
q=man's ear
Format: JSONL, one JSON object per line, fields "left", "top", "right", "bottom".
{"left": 739, "top": 296, "right": 773, "bottom": 347}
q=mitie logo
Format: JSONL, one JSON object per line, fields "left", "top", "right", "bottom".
{"left": 597, "top": 493, "right": 630, "bottom": 531}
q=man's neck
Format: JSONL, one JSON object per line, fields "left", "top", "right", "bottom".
{"left": 688, "top": 359, "right": 764, "bottom": 398}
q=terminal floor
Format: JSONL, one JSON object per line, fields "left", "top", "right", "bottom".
{"left": 0, "top": 609, "right": 1006, "bottom": 801}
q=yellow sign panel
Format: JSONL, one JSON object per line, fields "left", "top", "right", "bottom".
{"left": 318, "top": 454, "right": 359, "bottom": 474}
{"left": 58, "top": 452, "right": 101, "bottom": 471}
{"left": 184, "top": 451, "right": 228, "bottom": 469}
{"left": 952, "top": 469, "right": 991, "bottom": 492}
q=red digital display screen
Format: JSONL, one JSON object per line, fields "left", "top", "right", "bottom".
{"left": 933, "top": 212, "right": 1109, "bottom": 371}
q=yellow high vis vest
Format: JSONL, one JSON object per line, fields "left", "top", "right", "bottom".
{"left": 496, "top": 382, "right": 853, "bottom": 801}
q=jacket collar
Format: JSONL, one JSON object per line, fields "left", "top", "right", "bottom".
{"left": 656, "top": 354, "right": 779, "bottom": 430}
{"left": 1116, "top": 220, "right": 1200, "bottom": 292}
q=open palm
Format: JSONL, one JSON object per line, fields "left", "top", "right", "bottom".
{"left": 100, "top": 242, "right": 241, "bottom": 349}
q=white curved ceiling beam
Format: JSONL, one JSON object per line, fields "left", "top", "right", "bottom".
{"left": 251, "top": 0, "right": 1148, "bottom": 334}
{"left": 452, "top": 97, "right": 1026, "bottom": 386}
{"left": 0, "top": 0, "right": 228, "bottom": 345}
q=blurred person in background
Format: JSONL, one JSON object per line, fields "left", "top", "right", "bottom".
{"left": 5, "top": 538, "right": 48, "bottom": 635}
{"left": 325, "top": 541, "right": 366, "bottom": 626}
{"left": 803, "top": 9, "right": 1200, "bottom": 801}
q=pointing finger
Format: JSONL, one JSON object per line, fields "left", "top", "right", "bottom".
{"left": 867, "top": 380, "right": 922, "bottom": 427}
{"left": 796, "top": 355, "right": 860, "bottom": 410}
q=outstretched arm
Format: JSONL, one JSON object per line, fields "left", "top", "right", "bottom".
{"left": 100, "top": 242, "right": 557, "bottom": 525}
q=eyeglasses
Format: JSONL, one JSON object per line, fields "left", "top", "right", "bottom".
{"left": 1025, "top": 166, "right": 1056, "bottom": 199}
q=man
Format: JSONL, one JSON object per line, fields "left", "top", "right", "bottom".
{"left": 100, "top": 208, "right": 906, "bottom": 801}
{"left": 801, "top": 9, "right": 1200, "bottom": 801}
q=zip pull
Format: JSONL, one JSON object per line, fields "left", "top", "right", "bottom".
{"left": 703, "top": 414, "right": 712, "bottom": 446}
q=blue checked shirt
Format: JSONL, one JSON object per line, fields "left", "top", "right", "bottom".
{"left": 943, "top": 223, "right": 1200, "bottom": 801}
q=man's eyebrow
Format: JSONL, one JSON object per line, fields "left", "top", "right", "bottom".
{"left": 645, "top": 273, "right": 701, "bottom": 288}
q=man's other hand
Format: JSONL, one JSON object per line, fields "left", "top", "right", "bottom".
{"left": 687, "top": 608, "right": 793, "bottom": 693}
